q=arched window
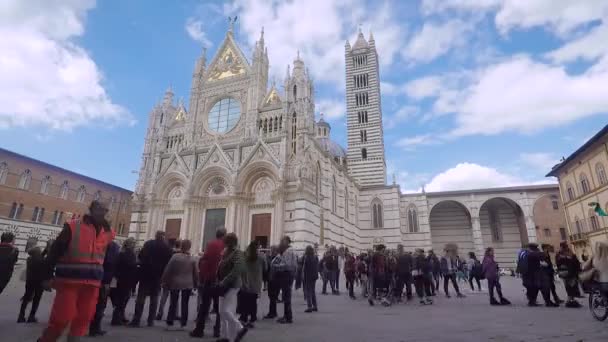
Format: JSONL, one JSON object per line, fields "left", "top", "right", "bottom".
{"left": 551, "top": 195, "right": 559, "bottom": 210}
{"left": 361, "top": 148, "right": 367, "bottom": 160}
{"left": 590, "top": 214, "right": 600, "bottom": 231}
{"left": 371, "top": 198, "right": 383, "bottom": 228}
{"left": 18, "top": 169, "right": 32, "bottom": 190}
{"left": 293, "top": 85, "right": 297, "bottom": 99}
{"left": 31, "top": 207, "right": 39, "bottom": 221}
{"left": 345, "top": 188, "right": 350, "bottom": 221}
{"left": 574, "top": 216, "right": 583, "bottom": 234}
{"left": 60, "top": 181, "right": 69, "bottom": 200}
{"left": 331, "top": 177, "right": 337, "bottom": 213}
{"left": 354, "top": 195, "right": 359, "bottom": 225}
{"left": 597, "top": 163, "right": 607, "bottom": 186}
{"left": 407, "top": 206, "right": 419, "bottom": 233}
{"left": 315, "top": 163, "right": 322, "bottom": 204}
{"left": 580, "top": 173, "right": 590, "bottom": 194}
{"left": 0, "top": 162, "right": 7, "bottom": 184}
{"left": 40, "top": 175, "right": 51, "bottom": 195}
{"left": 77, "top": 185, "right": 86, "bottom": 203}
{"left": 9, "top": 202, "right": 17, "bottom": 218}
{"left": 566, "top": 182, "right": 575, "bottom": 201}
{"left": 109, "top": 196, "right": 115, "bottom": 210}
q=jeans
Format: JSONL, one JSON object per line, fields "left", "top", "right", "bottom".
{"left": 395, "top": 273, "right": 413, "bottom": 299}
{"left": 157, "top": 287, "right": 173, "bottom": 318}
{"left": 346, "top": 273, "right": 355, "bottom": 297}
{"left": 167, "top": 289, "right": 191, "bottom": 327}
{"left": 487, "top": 278, "right": 504, "bottom": 300}
{"left": 414, "top": 275, "right": 426, "bottom": 299}
{"left": 90, "top": 285, "right": 109, "bottom": 331}
{"left": 469, "top": 273, "right": 481, "bottom": 291}
{"left": 219, "top": 288, "right": 242, "bottom": 341}
{"left": 444, "top": 273, "right": 460, "bottom": 296}
{"left": 278, "top": 272, "right": 293, "bottom": 320}
{"left": 360, "top": 274, "right": 369, "bottom": 297}
{"left": 111, "top": 284, "right": 131, "bottom": 324}
{"left": 322, "top": 271, "right": 336, "bottom": 293}
{"left": 304, "top": 279, "right": 317, "bottom": 309}
{"left": 19, "top": 281, "right": 44, "bottom": 319}
{"left": 267, "top": 279, "right": 279, "bottom": 317}
{"left": 432, "top": 272, "right": 440, "bottom": 291}
{"left": 194, "top": 282, "right": 220, "bottom": 334}
{"left": 131, "top": 282, "right": 160, "bottom": 324}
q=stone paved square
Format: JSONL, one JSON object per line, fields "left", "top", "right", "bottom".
{"left": 1, "top": 270, "right": 607, "bottom": 342}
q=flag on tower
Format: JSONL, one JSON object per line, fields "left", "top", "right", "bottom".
{"left": 588, "top": 202, "right": 608, "bottom": 216}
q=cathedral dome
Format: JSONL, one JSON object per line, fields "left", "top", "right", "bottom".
{"left": 316, "top": 137, "right": 346, "bottom": 159}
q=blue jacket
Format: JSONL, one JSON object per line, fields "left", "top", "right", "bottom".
{"left": 102, "top": 241, "right": 120, "bottom": 285}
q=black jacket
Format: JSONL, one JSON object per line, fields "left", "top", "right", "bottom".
{"left": 138, "top": 239, "right": 172, "bottom": 285}
{"left": 396, "top": 253, "right": 412, "bottom": 275}
{"left": 0, "top": 243, "right": 18, "bottom": 283}
{"left": 302, "top": 254, "right": 319, "bottom": 282}
{"left": 115, "top": 249, "right": 139, "bottom": 289}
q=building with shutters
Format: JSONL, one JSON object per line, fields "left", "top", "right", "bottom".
{"left": 129, "top": 24, "right": 559, "bottom": 267}
{"left": 547, "top": 125, "right": 608, "bottom": 258}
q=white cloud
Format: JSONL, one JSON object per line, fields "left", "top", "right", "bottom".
{"left": 384, "top": 105, "right": 418, "bottom": 129}
{"left": 395, "top": 134, "right": 437, "bottom": 150}
{"left": 422, "top": 0, "right": 608, "bottom": 37}
{"left": 421, "top": 0, "right": 500, "bottom": 16}
{"left": 495, "top": 0, "right": 608, "bottom": 36}
{"left": 520, "top": 152, "right": 558, "bottom": 171}
{"left": 547, "top": 22, "right": 608, "bottom": 64}
{"left": 447, "top": 55, "right": 608, "bottom": 136}
{"left": 185, "top": 18, "right": 212, "bottom": 48}
{"left": 317, "top": 99, "right": 345, "bottom": 120}
{"left": 0, "top": 0, "right": 132, "bottom": 130}
{"left": 224, "top": 0, "right": 405, "bottom": 85}
{"left": 403, "top": 19, "right": 472, "bottom": 63}
{"left": 424, "top": 162, "right": 522, "bottom": 192}
{"left": 404, "top": 76, "right": 442, "bottom": 99}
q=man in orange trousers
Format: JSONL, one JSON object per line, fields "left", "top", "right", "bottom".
{"left": 38, "top": 200, "right": 115, "bottom": 342}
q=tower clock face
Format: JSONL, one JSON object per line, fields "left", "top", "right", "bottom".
{"left": 207, "top": 97, "right": 241, "bottom": 133}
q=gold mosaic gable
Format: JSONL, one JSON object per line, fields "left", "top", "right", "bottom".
{"left": 208, "top": 46, "right": 246, "bottom": 81}
{"left": 264, "top": 88, "right": 281, "bottom": 106}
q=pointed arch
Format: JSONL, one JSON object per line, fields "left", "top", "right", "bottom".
{"left": 580, "top": 173, "right": 590, "bottom": 194}
{"left": 40, "top": 175, "right": 51, "bottom": 195}
{"left": 596, "top": 162, "right": 607, "bottom": 186}
{"left": 331, "top": 176, "right": 337, "bottom": 213}
{"left": 344, "top": 186, "right": 350, "bottom": 221}
{"left": 60, "top": 180, "right": 69, "bottom": 200}
{"left": 18, "top": 169, "right": 32, "bottom": 190}
{"left": 0, "top": 162, "right": 7, "bottom": 184}
{"left": 371, "top": 197, "right": 383, "bottom": 228}
{"left": 76, "top": 185, "right": 86, "bottom": 203}
{"left": 565, "top": 181, "right": 575, "bottom": 201}
{"left": 407, "top": 204, "right": 419, "bottom": 233}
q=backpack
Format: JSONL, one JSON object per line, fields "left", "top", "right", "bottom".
{"left": 516, "top": 250, "right": 529, "bottom": 275}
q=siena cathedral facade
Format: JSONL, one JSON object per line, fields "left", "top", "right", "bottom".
{"left": 130, "top": 26, "right": 559, "bottom": 266}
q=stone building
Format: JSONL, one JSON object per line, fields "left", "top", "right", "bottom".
{"left": 0, "top": 147, "right": 132, "bottom": 261}
{"left": 130, "top": 25, "right": 558, "bottom": 266}
{"left": 547, "top": 124, "right": 608, "bottom": 258}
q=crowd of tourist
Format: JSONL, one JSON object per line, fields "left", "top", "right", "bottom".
{"left": 2, "top": 202, "right": 608, "bottom": 342}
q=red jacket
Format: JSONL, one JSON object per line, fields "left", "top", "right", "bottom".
{"left": 199, "top": 239, "right": 224, "bottom": 283}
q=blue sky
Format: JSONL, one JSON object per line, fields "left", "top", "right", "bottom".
{"left": 1, "top": 0, "right": 607, "bottom": 192}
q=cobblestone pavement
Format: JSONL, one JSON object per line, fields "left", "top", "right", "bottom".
{"left": 1, "top": 271, "right": 607, "bottom": 342}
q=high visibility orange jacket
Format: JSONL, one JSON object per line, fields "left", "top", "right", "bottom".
{"left": 54, "top": 219, "right": 115, "bottom": 287}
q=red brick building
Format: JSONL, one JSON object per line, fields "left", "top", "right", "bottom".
{"left": 0, "top": 147, "right": 132, "bottom": 236}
